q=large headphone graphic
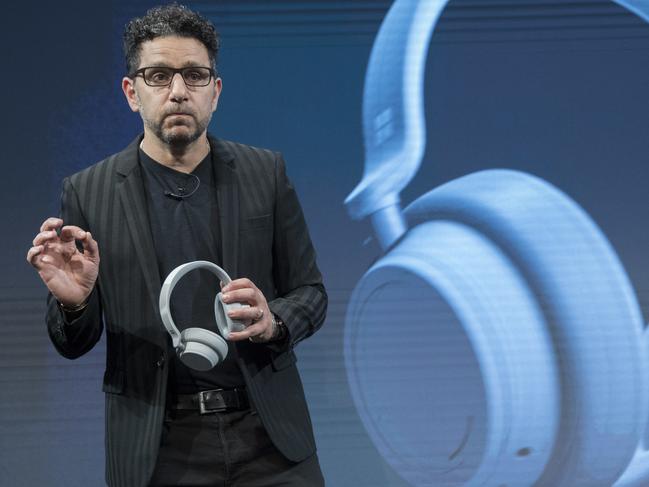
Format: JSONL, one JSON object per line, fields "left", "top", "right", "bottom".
{"left": 159, "top": 261, "right": 247, "bottom": 371}
{"left": 344, "top": 1, "right": 649, "bottom": 486}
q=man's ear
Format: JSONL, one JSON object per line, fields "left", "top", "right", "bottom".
{"left": 211, "top": 77, "right": 223, "bottom": 113}
{"left": 122, "top": 77, "right": 140, "bottom": 113}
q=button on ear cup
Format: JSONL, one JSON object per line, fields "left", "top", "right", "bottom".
{"left": 179, "top": 327, "right": 228, "bottom": 372}
{"left": 345, "top": 169, "right": 646, "bottom": 486}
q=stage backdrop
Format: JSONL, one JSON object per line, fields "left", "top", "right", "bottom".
{"left": 3, "top": 0, "right": 649, "bottom": 486}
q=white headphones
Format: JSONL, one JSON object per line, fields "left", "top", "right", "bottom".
{"left": 344, "top": 1, "right": 649, "bottom": 486}
{"left": 159, "top": 261, "right": 248, "bottom": 371}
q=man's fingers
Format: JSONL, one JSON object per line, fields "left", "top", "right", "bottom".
{"left": 226, "top": 308, "right": 272, "bottom": 342}
{"left": 79, "top": 232, "right": 100, "bottom": 259}
{"left": 27, "top": 244, "right": 65, "bottom": 269}
{"left": 227, "top": 306, "right": 262, "bottom": 322}
{"left": 52, "top": 226, "right": 98, "bottom": 258}
{"left": 32, "top": 230, "right": 59, "bottom": 247}
{"left": 39, "top": 217, "right": 63, "bottom": 233}
{"left": 221, "top": 288, "right": 256, "bottom": 305}
{"left": 26, "top": 245, "right": 44, "bottom": 266}
{"left": 227, "top": 323, "right": 265, "bottom": 342}
{"left": 221, "top": 278, "right": 256, "bottom": 293}
{"left": 60, "top": 225, "right": 89, "bottom": 242}
{"left": 31, "top": 225, "right": 99, "bottom": 265}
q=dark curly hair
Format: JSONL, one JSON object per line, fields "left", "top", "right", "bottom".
{"left": 123, "top": 3, "right": 220, "bottom": 75}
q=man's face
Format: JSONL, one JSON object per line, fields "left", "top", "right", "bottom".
{"left": 122, "top": 35, "right": 222, "bottom": 147}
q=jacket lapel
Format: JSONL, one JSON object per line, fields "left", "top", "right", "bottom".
{"left": 209, "top": 136, "right": 239, "bottom": 279}
{"left": 115, "top": 136, "right": 163, "bottom": 320}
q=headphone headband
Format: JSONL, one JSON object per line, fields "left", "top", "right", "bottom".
{"left": 345, "top": 0, "right": 649, "bottom": 249}
{"left": 346, "top": 0, "right": 444, "bottom": 229}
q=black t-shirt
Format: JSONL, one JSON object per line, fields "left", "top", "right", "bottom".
{"left": 139, "top": 147, "right": 245, "bottom": 393}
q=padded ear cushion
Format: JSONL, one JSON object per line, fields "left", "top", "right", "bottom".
{"left": 345, "top": 217, "right": 560, "bottom": 487}
{"left": 403, "top": 169, "right": 646, "bottom": 486}
{"left": 179, "top": 327, "right": 228, "bottom": 371}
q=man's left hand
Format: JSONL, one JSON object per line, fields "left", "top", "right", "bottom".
{"left": 222, "top": 278, "right": 275, "bottom": 342}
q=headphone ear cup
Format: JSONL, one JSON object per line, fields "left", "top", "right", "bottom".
{"left": 346, "top": 216, "right": 560, "bottom": 487}
{"left": 407, "top": 169, "right": 645, "bottom": 486}
{"left": 179, "top": 327, "right": 228, "bottom": 371}
{"left": 214, "top": 293, "right": 248, "bottom": 339}
{"left": 346, "top": 169, "right": 646, "bottom": 486}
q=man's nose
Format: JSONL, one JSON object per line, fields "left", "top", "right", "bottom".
{"left": 169, "top": 72, "right": 188, "bottom": 100}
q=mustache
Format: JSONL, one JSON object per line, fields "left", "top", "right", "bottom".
{"left": 163, "top": 110, "right": 195, "bottom": 117}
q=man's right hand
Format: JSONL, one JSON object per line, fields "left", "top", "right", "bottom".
{"left": 26, "top": 217, "right": 100, "bottom": 308}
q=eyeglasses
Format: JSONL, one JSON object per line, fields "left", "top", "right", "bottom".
{"left": 130, "top": 66, "right": 216, "bottom": 87}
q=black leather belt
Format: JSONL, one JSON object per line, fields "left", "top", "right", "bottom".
{"left": 171, "top": 388, "right": 249, "bottom": 414}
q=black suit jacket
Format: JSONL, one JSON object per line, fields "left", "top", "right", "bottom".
{"left": 45, "top": 135, "right": 327, "bottom": 487}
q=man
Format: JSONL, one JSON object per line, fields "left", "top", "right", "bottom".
{"left": 26, "top": 4, "right": 327, "bottom": 486}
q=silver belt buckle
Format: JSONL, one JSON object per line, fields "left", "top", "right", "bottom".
{"left": 197, "top": 389, "right": 227, "bottom": 414}
{"left": 198, "top": 390, "right": 210, "bottom": 414}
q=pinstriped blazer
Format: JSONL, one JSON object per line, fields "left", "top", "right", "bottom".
{"left": 45, "top": 134, "right": 327, "bottom": 487}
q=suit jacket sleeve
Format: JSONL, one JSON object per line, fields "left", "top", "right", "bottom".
{"left": 267, "top": 153, "right": 327, "bottom": 349}
{"left": 45, "top": 176, "right": 104, "bottom": 359}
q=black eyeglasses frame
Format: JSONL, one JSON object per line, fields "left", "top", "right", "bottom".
{"left": 129, "top": 66, "right": 217, "bottom": 87}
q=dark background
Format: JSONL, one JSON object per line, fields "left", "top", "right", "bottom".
{"left": 2, "top": 1, "right": 649, "bottom": 485}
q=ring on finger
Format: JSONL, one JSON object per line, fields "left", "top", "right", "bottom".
{"left": 253, "top": 308, "right": 264, "bottom": 323}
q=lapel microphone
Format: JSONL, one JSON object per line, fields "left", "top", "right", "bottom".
{"left": 164, "top": 174, "right": 201, "bottom": 200}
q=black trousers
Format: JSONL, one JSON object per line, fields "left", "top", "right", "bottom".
{"left": 148, "top": 408, "right": 325, "bottom": 487}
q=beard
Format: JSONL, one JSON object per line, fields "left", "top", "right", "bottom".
{"left": 136, "top": 95, "right": 212, "bottom": 148}
{"left": 152, "top": 113, "right": 210, "bottom": 147}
